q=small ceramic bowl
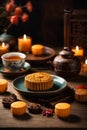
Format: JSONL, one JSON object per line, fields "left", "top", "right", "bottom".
{"left": 1, "top": 52, "right": 26, "bottom": 71}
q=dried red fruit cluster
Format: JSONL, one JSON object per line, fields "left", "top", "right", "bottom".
{"left": 75, "top": 85, "right": 87, "bottom": 89}
{"left": 42, "top": 108, "right": 54, "bottom": 117}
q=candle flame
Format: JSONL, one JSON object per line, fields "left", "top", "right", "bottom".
{"left": 23, "top": 34, "right": 26, "bottom": 40}
{"left": 85, "top": 59, "right": 87, "bottom": 64}
{"left": 76, "top": 45, "right": 79, "bottom": 51}
{"left": 2, "top": 42, "right": 5, "bottom": 47}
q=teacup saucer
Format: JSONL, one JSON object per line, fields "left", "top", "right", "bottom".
{"left": 0, "top": 62, "right": 31, "bottom": 76}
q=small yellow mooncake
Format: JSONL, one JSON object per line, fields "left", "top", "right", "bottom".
{"left": 55, "top": 102, "right": 71, "bottom": 118}
{"left": 31, "top": 44, "right": 44, "bottom": 56}
{"left": 0, "top": 79, "right": 8, "bottom": 93}
{"left": 75, "top": 88, "right": 87, "bottom": 103}
{"left": 11, "top": 101, "right": 27, "bottom": 116}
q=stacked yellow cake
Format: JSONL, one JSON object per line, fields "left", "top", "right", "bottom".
{"left": 24, "top": 72, "right": 53, "bottom": 91}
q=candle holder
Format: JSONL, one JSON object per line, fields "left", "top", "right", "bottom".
{"left": 72, "top": 45, "right": 84, "bottom": 62}
{"left": 0, "top": 42, "right": 9, "bottom": 56}
{"left": 18, "top": 34, "right": 32, "bottom": 54}
{"left": 72, "top": 46, "right": 84, "bottom": 56}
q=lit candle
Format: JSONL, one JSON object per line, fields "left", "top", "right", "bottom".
{"left": 0, "top": 42, "right": 9, "bottom": 56}
{"left": 83, "top": 59, "right": 87, "bottom": 73}
{"left": 72, "top": 46, "right": 84, "bottom": 56}
{"left": 18, "top": 34, "right": 32, "bottom": 53}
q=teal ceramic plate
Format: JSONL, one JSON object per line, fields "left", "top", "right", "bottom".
{"left": 13, "top": 75, "right": 67, "bottom": 97}
{"left": 0, "top": 62, "right": 31, "bottom": 76}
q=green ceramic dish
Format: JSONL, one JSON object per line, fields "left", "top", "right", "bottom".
{"left": 12, "top": 75, "right": 67, "bottom": 97}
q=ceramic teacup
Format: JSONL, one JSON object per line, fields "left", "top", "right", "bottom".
{"left": 1, "top": 52, "right": 26, "bottom": 71}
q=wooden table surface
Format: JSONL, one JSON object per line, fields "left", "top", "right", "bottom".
{"left": 0, "top": 65, "right": 87, "bottom": 129}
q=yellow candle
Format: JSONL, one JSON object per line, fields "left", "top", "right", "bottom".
{"left": 18, "top": 34, "right": 32, "bottom": 53}
{"left": 0, "top": 42, "right": 9, "bottom": 56}
{"left": 72, "top": 46, "right": 84, "bottom": 56}
{"left": 83, "top": 59, "right": 87, "bottom": 73}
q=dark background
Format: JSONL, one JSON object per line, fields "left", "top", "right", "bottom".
{"left": 0, "top": 0, "right": 87, "bottom": 47}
